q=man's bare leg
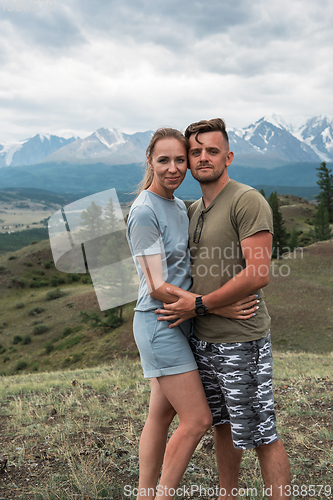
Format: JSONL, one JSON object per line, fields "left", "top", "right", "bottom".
{"left": 255, "top": 438, "right": 291, "bottom": 500}
{"left": 214, "top": 423, "right": 243, "bottom": 500}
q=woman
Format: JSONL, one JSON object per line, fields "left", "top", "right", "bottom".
{"left": 127, "top": 128, "right": 257, "bottom": 499}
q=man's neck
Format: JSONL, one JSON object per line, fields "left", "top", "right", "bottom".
{"left": 201, "top": 174, "right": 230, "bottom": 208}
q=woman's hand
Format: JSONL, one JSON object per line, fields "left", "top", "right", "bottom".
{"left": 211, "top": 295, "right": 259, "bottom": 320}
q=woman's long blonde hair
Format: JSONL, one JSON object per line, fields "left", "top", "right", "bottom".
{"left": 136, "top": 127, "right": 188, "bottom": 195}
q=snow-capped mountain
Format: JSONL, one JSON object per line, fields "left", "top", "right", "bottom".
{"left": 1, "top": 116, "right": 332, "bottom": 170}
{"left": 0, "top": 134, "right": 77, "bottom": 168}
{"left": 229, "top": 114, "right": 326, "bottom": 165}
{"left": 295, "top": 115, "right": 333, "bottom": 162}
{"left": 40, "top": 128, "right": 154, "bottom": 165}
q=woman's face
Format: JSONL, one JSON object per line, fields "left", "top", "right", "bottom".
{"left": 148, "top": 138, "right": 187, "bottom": 199}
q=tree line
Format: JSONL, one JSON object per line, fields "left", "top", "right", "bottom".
{"left": 263, "top": 161, "right": 333, "bottom": 258}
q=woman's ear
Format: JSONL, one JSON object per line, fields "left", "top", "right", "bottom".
{"left": 147, "top": 156, "right": 153, "bottom": 171}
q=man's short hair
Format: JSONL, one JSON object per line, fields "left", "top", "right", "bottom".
{"left": 185, "top": 118, "right": 229, "bottom": 146}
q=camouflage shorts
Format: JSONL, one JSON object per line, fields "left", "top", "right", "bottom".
{"left": 189, "top": 331, "right": 279, "bottom": 450}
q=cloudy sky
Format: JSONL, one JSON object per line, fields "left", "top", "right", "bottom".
{"left": 1, "top": 0, "right": 333, "bottom": 142}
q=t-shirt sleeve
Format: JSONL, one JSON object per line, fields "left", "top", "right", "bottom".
{"left": 127, "top": 204, "right": 163, "bottom": 257}
{"left": 233, "top": 189, "right": 274, "bottom": 241}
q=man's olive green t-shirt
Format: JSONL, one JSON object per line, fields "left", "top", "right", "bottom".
{"left": 188, "top": 180, "right": 273, "bottom": 343}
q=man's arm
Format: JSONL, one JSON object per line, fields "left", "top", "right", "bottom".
{"left": 203, "top": 230, "right": 272, "bottom": 310}
{"left": 157, "top": 230, "right": 272, "bottom": 321}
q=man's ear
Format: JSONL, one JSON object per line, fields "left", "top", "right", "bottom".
{"left": 226, "top": 151, "right": 234, "bottom": 167}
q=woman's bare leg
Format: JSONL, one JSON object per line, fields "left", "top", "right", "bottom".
{"left": 155, "top": 369, "right": 212, "bottom": 499}
{"left": 137, "top": 378, "right": 176, "bottom": 499}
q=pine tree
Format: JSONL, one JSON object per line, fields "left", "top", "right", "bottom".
{"left": 312, "top": 201, "right": 332, "bottom": 242}
{"left": 259, "top": 188, "right": 266, "bottom": 198}
{"left": 79, "top": 201, "right": 104, "bottom": 240}
{"left": 104, "top": 198, "right": 119, "bottom": 233}
{"left": 268, "top": 191, "right": 288, "bottom": 259}
{"left": 289, "top": 227, "right": 299, "bottom": 251}
{"left": 316, "top": 161, "right": 333, "bottom": 222}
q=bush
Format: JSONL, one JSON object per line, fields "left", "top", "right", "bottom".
{"left": 80, "top": 308, "right": 124, "bottom": 329}
{"left": 72, "top": 353, "right": 82, "bottom": 363}
{"left": 55, "top": 335, "right": 83, "bottom": 350}
{"left": 46, "top": 289, "right": 65, "bottom": 301}
{"left": 0, "top": 345, "right": 6, "bottom": 355}
{"left": 44, "top": 261, "right": 53, "bottom": 269}
{"left": 8, "top": 255, "right": 17, "bottom": 260}
{"left": 3, "top": 356, "right": 10, "bottom": 363}
{"left": 24, "top": 262, "right": 33, "bottom": 267}
{"left": 68, "top": 273, "right": 81, "bottom": 283}
{"left": 33, "top": 325, "right": 49, "bottom": 335}
{"left": 81, "top": 276, "right": 92, "bottom": 284}
{"left": 15, "top": 302, "right": 25, "bottom": 309}
{"left": 33, "top": 270, "right": 45, "bottom": 276}
{"left": 62, "top": 327, "right": 73, "bottom": 338}
{"left": 31, "top": 362, "right": 39, "bottom": 371}
{"left": 50, "top": 275, "right": 66, "bottom": 287}
{"left": 29, "top": 307, "right": 45, "bottom": 316}
{"left": 29, "top": 280, "right": 42, "bottom": 288}
{"left": 13, "top": 335, "right": 22, "bottom": 345}
{"left": 22, "top": 335, "right": 32, "bottom": 345}
{"left": 11, "top": 277, "right": 26, "bottom": 288}
{"left": 44, "top": 341, "right": 54, "bottom": 354}
{"left": 15, "top": 361, "right": 28, "bottom": 371}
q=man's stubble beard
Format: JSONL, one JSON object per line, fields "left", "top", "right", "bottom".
{"left": 191, "top": 165, "right": 225, "bottom": 184}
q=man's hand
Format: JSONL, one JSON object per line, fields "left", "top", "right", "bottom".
{"left": 211, "top": 294, "right": 259, "bottom": 319}
{"left": 155, "top": 288, "right": 199, "bottom": 328}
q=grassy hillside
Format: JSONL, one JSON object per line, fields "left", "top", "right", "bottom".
{"left": 0, "top": 240, "right": 138, "bottom": 376}
{"left": 266, "top": 239, "right": 333, "bottom": 353}
{"left": 0, "top": 353, "right": 332, "bottom": 499}
{"left": 277, "top": 194, "right": 318, "bottom": 245}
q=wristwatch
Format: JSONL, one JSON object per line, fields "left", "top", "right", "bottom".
{"left": 195, "top": 296, "right": 208, "bottom": 316}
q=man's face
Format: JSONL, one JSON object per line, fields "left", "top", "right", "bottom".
{"left": 188, "top": 131, "right": 234, "bottom": 184}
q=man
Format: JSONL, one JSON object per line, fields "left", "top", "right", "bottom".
{"left": 156, "top": 118, "right": 290, "bottom": 500}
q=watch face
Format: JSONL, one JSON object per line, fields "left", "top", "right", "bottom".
{"left": 196, "top": 305, "right": 207, "bottom": 316}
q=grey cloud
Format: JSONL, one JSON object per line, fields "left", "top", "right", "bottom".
{"left": 1, "top": 0, "right": 333, "bottom": 142}
{"left": 0, "top": 8, "right": 86, "bottom": 53}
{"left": 69, "top": 0, "right": 252, "bottom": 49}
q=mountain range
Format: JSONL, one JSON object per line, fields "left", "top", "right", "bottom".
{"left": 0, "top": 114, "right": 332, "bottom": 169}
{"left": 0, "top": 115, "right": 332, "bottom": 201}
{"left": 0, "top": 134, "right": 77, "bottom": 168}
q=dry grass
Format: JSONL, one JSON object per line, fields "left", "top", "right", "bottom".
{"left": 0, "top": 352, "right": 332, "bottom": 499}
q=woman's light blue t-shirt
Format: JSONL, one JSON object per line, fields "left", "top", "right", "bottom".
{"left": 126, "top": 190, "right": 191, "bottom": 311}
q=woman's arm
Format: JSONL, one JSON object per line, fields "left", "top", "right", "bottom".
{"left": 136, "top": 253, "right": 194, "bottom": 303}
